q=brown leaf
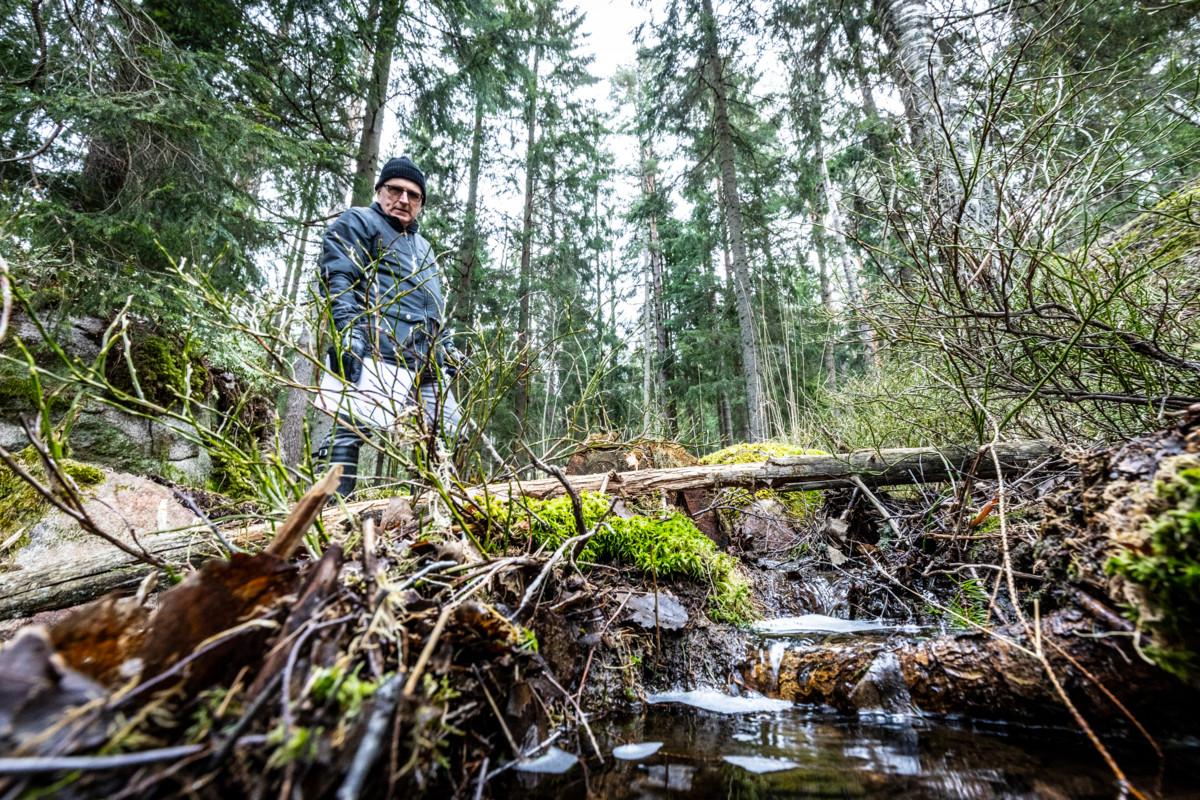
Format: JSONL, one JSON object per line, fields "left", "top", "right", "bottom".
{"left": 49, "top": 595, "right": 149, "bottom": 686}
{"left": 0, "top": 626, "right": 107, "bottom": 754}
{"left": 137, "top": 552, "right": 298, "bottom": 684}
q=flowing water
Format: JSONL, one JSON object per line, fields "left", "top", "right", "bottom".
{"left": 505, "top": 703, "right": 1200, "bottom": 798}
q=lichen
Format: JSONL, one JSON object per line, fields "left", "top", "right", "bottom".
{"left": 477, "top": 492, "right": 755, "bottom": 624}
{"left": 1106, "top": 463, "right": 1200, "bottom": 683}
{"left": 700, "top": 442, "right": 829, "bottom": 520}
{"left": 0, "top": 448, "right": 106, "bottom": 563}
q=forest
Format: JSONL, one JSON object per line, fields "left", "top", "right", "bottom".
{"left": 1, "top": 0, "right": 1199, "bottom": 797}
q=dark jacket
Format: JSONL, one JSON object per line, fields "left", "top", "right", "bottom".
{"left": 319, "top": 202, "right": 445, "bottom": 368}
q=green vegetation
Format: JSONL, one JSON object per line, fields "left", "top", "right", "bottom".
{"left": 307, "top": 665, "right": 379, "bottom": 718}
{"left": 105, "top": 331, "right": 209, "bottom": 409}
{"left": 1107, "top": 465, "right": 1200, "bottom": 682}
{"left": 478, "top": 492, "right": 754, "bottom": 623}
{"left": 700, "top": 442, "right": 828, "bottom": 520}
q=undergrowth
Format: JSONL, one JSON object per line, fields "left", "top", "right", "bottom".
{"left": 477, "top": 492, "right": 755, "bottom": 623}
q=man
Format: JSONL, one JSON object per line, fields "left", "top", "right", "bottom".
{"left": 315, "top": 156, "right": 462, "bottom": 497}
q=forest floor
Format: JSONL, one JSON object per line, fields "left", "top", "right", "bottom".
{"left": 2, "top": 409, "right": 1200, "bottom": 797}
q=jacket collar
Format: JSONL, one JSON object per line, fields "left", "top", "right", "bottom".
{"left": 370, "top": 201, "right": 419, "bottom": 234}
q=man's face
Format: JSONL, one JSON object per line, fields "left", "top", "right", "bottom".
{"left": 377, "top": 178, "right": 423, "bottom": 226}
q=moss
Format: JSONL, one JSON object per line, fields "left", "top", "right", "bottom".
{"left": 698, "top": 442, "right": 828, "bottom": 466}
{"left": 0, "top": 448, "right": 106, "bottom": 560}
{"left": 478, "top": 492, "right": 755, "bottom": 624}
{"left": 207, "top": 449, "right": 257, "bottom": 500}
{"left": 1106, "top": 465, "right": 1200, "bottom": 682}
{"left": 701, "top": 442, "right": 829, "bottom": 521}
{"left": 105, "top": 330, "right": 209, "bottom": 409}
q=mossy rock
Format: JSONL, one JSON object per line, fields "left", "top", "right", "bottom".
{"left": 1, "top": 448, "right": 106, "bottom": 563}
{"left": 700, "top": 442, "right": 829, "bottom": 521}
{"left": 1108, "top": 181, "right": 1200, "bottom": 271}
{"left": 476, "top": 492, "right": 754, "bottom": 623}
{"left": 104, "top": 327, "right": 210, "bottom": 409}
{"left": 1106, "top": 457, "right": 1200, "bottom": 683}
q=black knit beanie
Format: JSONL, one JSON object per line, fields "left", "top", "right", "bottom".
{"left": 375, "top": 156, "right": 426, "bottom": 199}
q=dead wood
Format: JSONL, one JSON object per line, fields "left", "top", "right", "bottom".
{"left": 744, "top": 609, "right": 1184, "bottom": 724}
{"left": 0, "top": 442, "right": 1056, "bottom": 621}
{"left": 479, "top": 440, "right": 1059, "bottom": 499}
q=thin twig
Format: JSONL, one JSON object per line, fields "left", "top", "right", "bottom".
{"left": 0, "top": 745, "right": 205, "bottom": 774}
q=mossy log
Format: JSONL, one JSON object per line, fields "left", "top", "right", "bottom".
{"left": 0, "top": 442, "right": 1055, "bottom": 621}
{"left": 480, "top": 440, "right": 1059, "bottom": 500}
{"left": 745, "top": 610, "right": 1187, "bottom": 723}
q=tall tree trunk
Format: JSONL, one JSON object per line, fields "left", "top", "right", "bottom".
{"left": 350, "top": 0, "right": 402, "bottom": 207}
{"left": 453, "top": 92, "right": 486, "bottom": 332}
{"left": 514, "top": 33, "right": 543, "bottom": 432}
{"left": 873, "top": 0, "right": 942, "bottom": 151}
{"left": 701, "top": 0, "right": 765, "bottom": 442}
{"left": 638, "top": 133, "right": 672, "bottom": 436}
{"left": 810, "top": 212, "right": 838, "bottom": 390}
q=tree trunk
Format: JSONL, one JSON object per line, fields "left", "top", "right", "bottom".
{"left": 514, "top": 33, "right": 543, "bottom": 432}
{"left": 453, "top": 92, "right": 486, "bottom": 333}
{"left": 745, "top": 611, "right": 1182, "bottom": 724}
{"left": 350, "top": 0, "right": 402, "bottom": 207}
{"left": 638, "top": 132, "right": 672, "bottom": 436}
{"left": 809, "top": 217, "right": 838, "bottom": 389}
{"left": 701, "top": 0, "right": 765, "bottom": 442}
{"left": 873, "top": 0, "right": 942, "bottom": 151}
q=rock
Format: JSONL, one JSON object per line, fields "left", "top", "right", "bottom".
{"left": 622, "top": 591, "right": 689, "bottom": 631}
{"left": 9, "top": 468, "right": 201, "bottom": 572}
{"left": 732, "top": 498, "right": 797, "bottom": 555}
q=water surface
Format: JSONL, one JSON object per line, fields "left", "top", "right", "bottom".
{"left": 505, "top": 704, "right": 1200, "bottom": 799}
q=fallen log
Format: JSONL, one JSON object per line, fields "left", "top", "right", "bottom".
{"left": 744, "top": 609, "right": 1188, "bottom": 724}
{"left": 0, "top": 442, "right": 1057, "bottom": 621}
{"left": 476, "top": 440, "right": 1059, "bottom": 499}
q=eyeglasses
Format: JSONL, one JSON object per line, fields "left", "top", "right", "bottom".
{"left": 381, "top": 184, "right": 423, "bottom": 204}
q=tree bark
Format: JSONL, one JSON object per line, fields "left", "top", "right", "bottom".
{"left": 452, "top": 91, "right": 486, "bottom": 332}
{"left": 701, "top": 0, "right": 765, "bottom": 442}
{"left": 350, "top": 0, "right": 402, "bottom": 207}
{"left": 514, "top": 30, "right": 543, "bottom": 432}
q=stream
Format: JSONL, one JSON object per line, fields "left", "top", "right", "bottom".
{"left": 506, "top": 702, "right": 1200, "bottom": 798}
{"left": 505, "top": 612, "right": 1200, "bottom": 798}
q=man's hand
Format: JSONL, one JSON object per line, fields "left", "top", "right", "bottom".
{"left": 438, "top": 337, "right": 466, "bottom": 379}
{"left": 339, "top": 327, "right": 370, "bottom": 384}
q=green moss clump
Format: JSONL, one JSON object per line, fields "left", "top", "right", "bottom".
{"left": 700, "top": 442, "right": 828, "bottom": 520}
{"left": 105, "top": 331, "right": 209, "bottom": 409}
{"left": 1106, "top": 466, "right": 1200, "bottom": 682}
{"left": 479, "top": 492, "right": 754, "bottom": 624}
{"left": 698, "top": 442, "right": 828, "bottom": 465}
{"left": 207, "top": 449, "right": 257, "bottom": 499}
{"left": 1, "top": 448, "right": 106, "bottom": 560}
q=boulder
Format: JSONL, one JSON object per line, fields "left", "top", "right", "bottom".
{"left": 5, "top": 467, "right": 201, "bottom": 574}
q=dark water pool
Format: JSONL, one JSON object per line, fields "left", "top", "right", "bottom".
{"left": 503, "top": 704, "right": 1200, "bottom": 799}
